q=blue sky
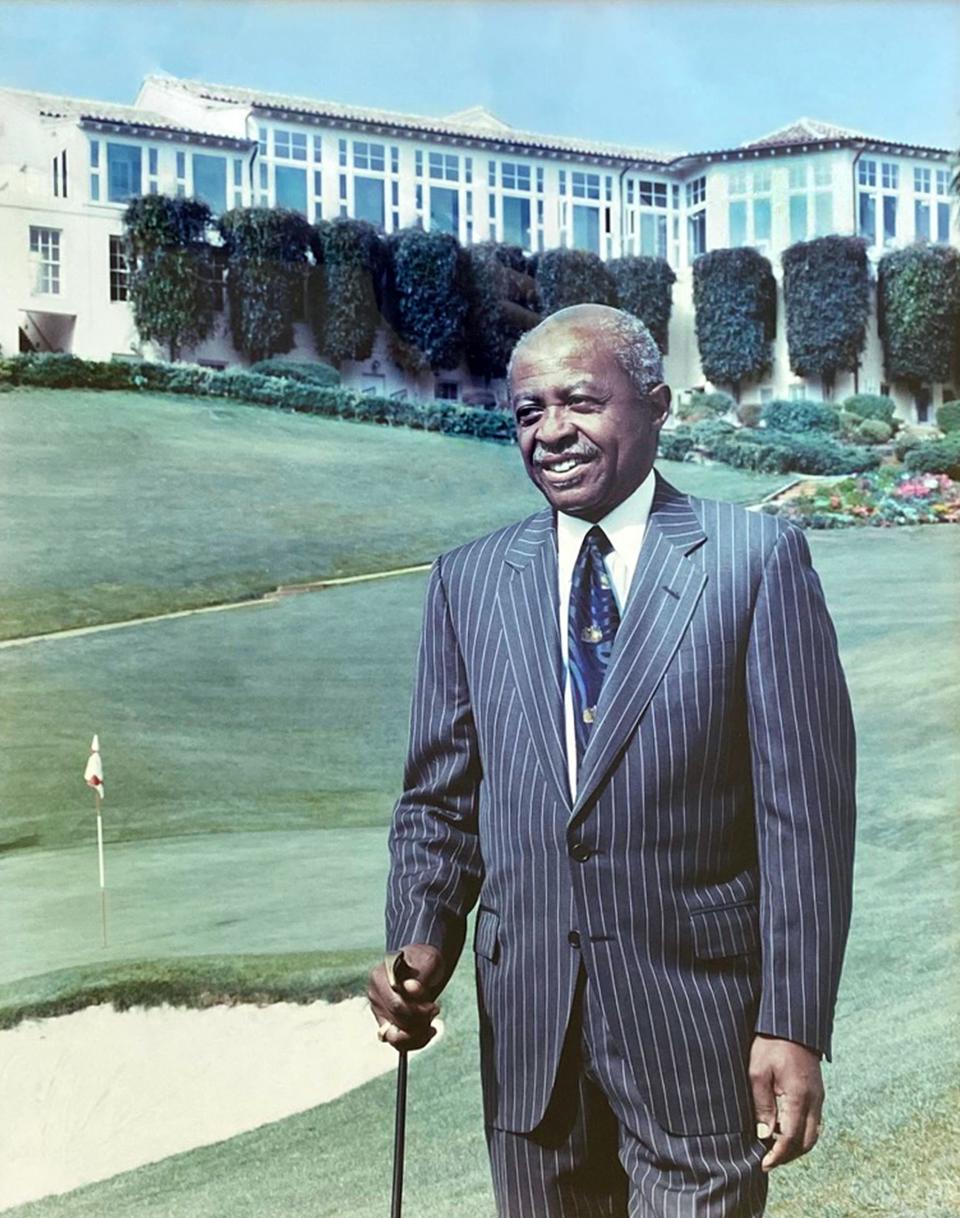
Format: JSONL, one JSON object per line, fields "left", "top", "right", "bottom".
{"left": 0, "top": 1, "right": 956, "bottom": 153}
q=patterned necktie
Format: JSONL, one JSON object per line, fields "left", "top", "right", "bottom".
{"left": 568, "top": 526, "right": 620, "bottom": 768}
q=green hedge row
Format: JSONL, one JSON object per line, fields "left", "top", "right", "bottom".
{"left": 0, "top": 353, "right": 515, "bottom": 442}
{"left": 660, "top": 419, "right": 883, "bottom": 475}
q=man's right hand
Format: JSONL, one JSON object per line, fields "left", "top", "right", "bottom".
{"left": 367, "top": 943, "right": 444, "bottom": 1051}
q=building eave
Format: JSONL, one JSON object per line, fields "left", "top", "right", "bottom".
{"left": 78, "top": 116, "right": 253, "bottom": 151}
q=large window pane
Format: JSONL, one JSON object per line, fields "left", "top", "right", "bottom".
{"left": 729, "top": 200, "right": 747, "bottom": 247}
{"left": 915, "top": 199, "right": 931, "bottom": 241}
{"left": 572, "top": 204, "right": 599, "bottom": 253}
{"left": 107, "top": 143, "right": 142, "bottom": 203}
{"left": 276, "top": 165, "right": 307, "bottom": 215}
{"left": 640, "top": 212, "right": 667, "bottom": 257}
{"left": 753, "top": 197, "right": 771, "bottom": 243}
{"left": 813, "top": 192, "right": 833, "bottom": 237}
{"left": 688, "top": 211, "right": 706, "bottom": 260}
{"left": 937, "top": 202, "right": 951, "bottom": 243}
{"left": 354, "top": 176, "right": 385, "bottom": 227}
{"left": 789, "top": 194, "right": 808, "bottom": 244}
{"left": 858, "top": 194, "right": 876, "bottom": 244}
{"left": 192, "top": 154, "right": 226, "bottom": 215}
{"left": 430, "top": 186, "right": 459, "bottom": 235}
{"left": 883, "top": 195, "right": 897, "bottom": 245}
{"left": 503, "top": 195, "right": 531, "bottom": 248}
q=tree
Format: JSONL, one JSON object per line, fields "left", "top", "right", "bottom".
{"left": 218, "top": 208, "right": 312, "bottom": 363}
{"left": 309, "top": 218, "right": 386, "bottom": 365}
{"left": 781, "top": 236, "right": 870, "bottom": 396}
{"left": 534, "top": 248, "right": 618, "bottom": 317}
{"left": 463, "top": 242, "right": 539, "bottom": 380}
{"left": 877, "top": 244, "right": 960, "bottom": 386}
{"left": 607, "top": 256, "right": 676, "bottom": 353}
{"left": 384, "top": 227, "right": 470, "bottom": 372}
{"left": 692, "top": 247, "right": 777, "bottom": 399}
{"left": 123, "top": 196, "right": 217, "bottom": 362}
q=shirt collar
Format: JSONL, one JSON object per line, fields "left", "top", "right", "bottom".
{"left": 556, "top": 466, "right": 657, "bottom": 568}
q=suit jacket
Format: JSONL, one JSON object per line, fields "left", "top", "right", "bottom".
{"left": 386, "top": 470, "right": 856, "bottom": 1137}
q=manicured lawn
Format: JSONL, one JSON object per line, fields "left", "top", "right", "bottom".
{"left": 2, "top": 387, "right": 956, "bottom": 1216}
{"left": 0, "top": 387, "right": 789, "bottom": 639}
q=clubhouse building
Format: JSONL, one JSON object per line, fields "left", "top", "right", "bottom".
{"left": 0, "top": 74, "right": 956, "bottom": 419}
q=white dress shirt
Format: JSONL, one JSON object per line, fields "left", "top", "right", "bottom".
{"left": 557, "top": 468, "right": 656, "bottom": 799}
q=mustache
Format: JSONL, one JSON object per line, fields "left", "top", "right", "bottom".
{"left": 532, "top": 440, "right": 600, "bottom": 466}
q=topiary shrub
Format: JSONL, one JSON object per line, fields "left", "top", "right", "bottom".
{"left": 463, "top": 242, "right": 539, "bottom": 379}
{"left": 903, "top": 435, "right": 960, "bottom": 479}
{"left": 770, "top": 431, "right": 881, "bottom": 474}
{"left": 878, "top": 245, "right": 960, "bottom": 386}
{"left": 936, "top": 400, "right": 960, "bottom": 433}
{"left": 385, "top": 227, "right": 470, "bottom": 372}
{"left": 836, "top": 409, "right": 863, "bottom": 438}
{"left": 658, "top": 430, "right": 696, "bottom": 462}
{"left": 535, "top": 248, "right": 618, "bottom": 316}
{"left": 692, "top": 247, "right": 777, "bottom": 397}
{"left": 677, "top": 390, "right": 735, "bottom": 422}
{"left": 308, "top": 218, "right": 386, "bottom": 366}
{"left": 781, "top": 236, "right": 870, "bottom": 394}
{"left": 248, "top": 358, "right": 340, "bottom": 387}
{"left": 840, "top": 393, "right": 896, "bottom": 424}
{"left": 736, "top": 401, "right": 764, "bottom": 428}
{"left": 607, "top": 256, "right": 676, "bottom": 352}
{"left": 761, "top": 399, "right": 841, "bottom": 433}
{"left": 854, "top": 418, "right": 893, "bottom": 445}
{"left": 894, "top": 425, "right": 937, "bottom": 461}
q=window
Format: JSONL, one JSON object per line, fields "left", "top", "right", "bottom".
{"left": 353, "top": 141, "right": 385, "bottom": 171}
{"left": 52, "top": 149, "right": 68, "bottom": 198}
{"left": 813, "top": 192, "right": 833, "bottom": 237}
{"left": 858, "top": 193, "right": 876, "bottom": 245}
{"left": 937, "top": 202, "right": 951, "bottom": 243}
{"left": 89, "top": 139, "right": 100, "bottom": 201}
{"left": 573, "top": 204, "right": 600, "bottom": 253}
{"left": 813, "top": 161, "right": 832, "bottom": 187}
{"left": 354, "top": 176, "right": 385, "bottom": 227}
{"left": 29, "top": 226, "right": 61, "bottom": 294}
{"left": 789, "top": 194, "right": 808, "bottom": 243}
{"left": 936, "top": 169, "right": 950, "bottom": 195}
{"left": 390, "top": 146, "right": 399, "bottom": 174}
{"left": 753, "top": 197, "right": 771, "bottom": 247}
{"left": 686, "top": 176, "right": 706, "bottom": 207}
{"left": 915, "top": 385, "right": 931, "bottom": 423}
{"left": 488, "top": 160, "right": 496, "bottom": 187}
{"left": 752, "top": 168, "right": 772, "bottom": 193}
{"left": 914, "top": 167, "right": 932, "bottom": 194}
{"left": 789, "top": 384, "right": 807, "bottom": 401}
{"left": 640, "top": 212, "right": 667, "bottom": 258}
{"left": 729, "top": 199, "right": 748, "bottom": 246}
{"left": 501, "top": 162, "right": 531, "bottom": 192}
{"left": 430, "top": 186, "right": 459, "bottom": 234}
{"left": 108, "top": 235, "right": 128, "bottom": 302}
{"left": 176, "top": 151, "right": 186, "bottom": 198}
{"left": 729, "top": 169, "right": 748, "bottom": 195}
{"left": 258, "top": 127, "right": 268, "bottom": 155}
{"left": 687, "top": 210, "right": 706, "bottom": 260}
{"left": 429, "top": 152, "right": 459, "bottom": 182}
{"left": 106, "top": 143, "right": 142, "bottom": 203}
{"left": 858, "top": 159, "right": 876, "bottom": 187}
{"left": 915, "top": 199, "right": 931, "bottom": 240}
{"left": 274, "top": 130, "right": 307, "bottom": 161}
{"left": 638, "top": 180, "right": 668, "bottom": 207}
{"left": 788, "top": 163, "right": 807, "bottom": 190}
{"left": 572, "top": 172, "right": 600, "bottom": 200}
{"left": 536, "top": 166, "right": 544, "bottom": 193}
{"left": 192, "top": 154, "right": 227, "bottom": 215}
{"left": 314, "top": 135, "right": 323, "bottom": 162}
{"left": 276, "top": 165, "right": 307, "bottom": 215}
{"left": 435, "top": 380, "right": 459, "bottom": 400}
{"left": 339, "top": 139, "right": 348, "bottom": 167}
{"left": 881, "top": 162, "right": 899, "bottom": 190}
{"left": 415, "top": 150, "right": 423, "bottom": 177}
{"left": 882, "top": 195, "right": 897, "bottom": 245}
{"left": 503, "top": 195, "right": 531, "bottom": 248}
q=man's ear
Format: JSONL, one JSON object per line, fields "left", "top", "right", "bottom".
{"left": 649, "top": 383, "right": 671, "bottom": 428}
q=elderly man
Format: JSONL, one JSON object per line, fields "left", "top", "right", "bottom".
{"left": 369, "top": 304, "right": 856, "bottom": 1217}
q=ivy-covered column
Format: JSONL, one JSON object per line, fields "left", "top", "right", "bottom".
{"left": 692, "top": 247, "right": 777, "bottom": 401}
{"left": 607, "top": 256, "right": 676, "bottom": 353}
{"left": 878, "top": 245, "right": 960, "bottom": 389}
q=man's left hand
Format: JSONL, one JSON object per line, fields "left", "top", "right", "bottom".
{"left": 748, "top": 1034, "right": 824, "bottom": 1172}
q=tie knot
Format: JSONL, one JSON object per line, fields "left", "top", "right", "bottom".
{"left": 586, "top": 526, "right": 613, "bottom": 557}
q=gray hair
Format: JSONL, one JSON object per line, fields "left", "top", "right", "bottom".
{"left": 507, "top": 304, "right": 664, "bottom": 399}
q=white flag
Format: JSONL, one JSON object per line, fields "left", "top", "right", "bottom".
{"left": 84, "top": 734, "right": 104, "bottom": 799}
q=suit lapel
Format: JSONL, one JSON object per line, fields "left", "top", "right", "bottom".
{"left": 496, "top": 509, "right": 572, "bottom": 812}
{"left": 571, "top": 473, "right": 708, "bottom": 821}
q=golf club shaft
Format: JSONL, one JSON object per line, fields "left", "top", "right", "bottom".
{"left": 390, "top": 1049, "right": 408, "bottom": 1218}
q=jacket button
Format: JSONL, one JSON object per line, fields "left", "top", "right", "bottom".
{"left": 567, "top": 930, "right": 581, "bottom": 948}
{"left": 570, "top": 842, "right": 592, "bottom": 863}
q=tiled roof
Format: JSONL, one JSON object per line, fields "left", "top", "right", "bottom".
{"left": 147, "top": 75, "right": 678, "bottom": 165}
{"left": 0, "top": 86, "right": 252, "bottom": 146}
{"left": 681, "top": 116, "right": 950, "bottom": 161}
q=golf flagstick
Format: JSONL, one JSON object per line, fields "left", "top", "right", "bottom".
{"left": 385, "top": 950, "right": 413, "bottom": 1218}
{"left": 83, "top": 735, "right": 107, "bottom": 947}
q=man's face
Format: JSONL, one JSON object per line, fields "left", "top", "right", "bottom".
{"left": 510, "top": 325, "right": 670, "bottom": 522}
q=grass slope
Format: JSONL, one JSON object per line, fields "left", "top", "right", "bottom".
{"left": 0, "top": 387, "right": 788, "bottom": 639}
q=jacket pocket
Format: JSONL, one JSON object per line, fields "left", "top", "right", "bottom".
{"left": 690, "top": 901, "right": 759, "bottom": 960}
{"left": 473, "top": 908, "right": 500, "bottom": 962}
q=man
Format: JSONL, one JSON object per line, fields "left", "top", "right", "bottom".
{"left": 369, "top": 304, "right": 856, "bottom": 1216}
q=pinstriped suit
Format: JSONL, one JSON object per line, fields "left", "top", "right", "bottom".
{"left": 386, "top": 470, "right": 856, "bottom": 1209}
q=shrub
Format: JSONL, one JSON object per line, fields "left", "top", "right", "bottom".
{"left": 841, "top": 393, "right": 896, "bottom": 424}
{"left": 736, "top": 401, "right": 764, "bottom": 428}
{"left": 534, "top": 248, "right": 618, "bottom": 316}
{"left": 658, "top": 430, "right": 696, "bottom": 462}
{"left": 385, "top": 227, "right": 470, "bottom": 372}
{"left": 761, "top": 399, "right": 841, "bottom": 433}
{"left": 781, "top": 236, "right": 870, "bottom": 391}
{"left": 854, "top": 418, "right": 893, "bottom": 445}
{"left": 248, "top": 358, "right": 340, "bottom": 387}
{"left": 878, "top": 244, "right": 960, "bottom": 385}
{"left": 309, "top": 218, "right": 385, "bottom": 365}
{"left": 904, "top": 435, "right": 960, "bottom": 479}
{"left": 692, "top": 247, "right": 777, "bottom": 394}
{"left": 770, "top": 431, "right": 881, "bottom": 475}
{"left": 894, "top": 425, "right": 939, "bottom": 461}
{"left": 463, "top": 243, "right": 538, "bottom": 380}
{"left": 836, "top": 409, "right": 863, "bottom": 438}
{"left": 607, "top": 256, "right": 676, "bottom": 352}
{"left": 937, "top": 400, "right": 960, "bottom": 433}
{"left": 677, "top": 390, "right": 735, "bottom": 422}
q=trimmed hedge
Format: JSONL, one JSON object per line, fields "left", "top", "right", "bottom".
{"left": 840, "top": 393, "right": 897, "bottom": 424}
{"left": 660, "top": 417, "right": 881, "bottom": 475}
{"left": 692, "top": 247, "right": 777, "bottom": 392}
{"left": 854, "top": 418, "right": 893, "bottom": 444}
{"left": 248, "top": 358, "right": 340, "bottom": 387}
{"left": 0, "top": 354, "right": 515, "bottom": 443}
{"left": 761, "top": 399, "right": 840, "bottom": 433}
{"left": 780, "top": 236, "right": 870, "bottom": 387}
{"left": 677, "top": 390, "right": 735, "bottom": 422}
{"left": 535, "top": 248, "right": 618, "bottom": 316}
{"left": 904, "top": 436, "right": 960, "bottom": 479}
{"left": 937, "top": 400, "right": 960, "bottom": 434}
{"left": 607, "top": 256, "right": 675, "bottom": 353}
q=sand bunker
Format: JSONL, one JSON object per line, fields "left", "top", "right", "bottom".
{"left": 0, "top": 997, "right": 437, "bottom": 1211}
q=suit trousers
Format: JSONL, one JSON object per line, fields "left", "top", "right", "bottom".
{"left": 485, "top": 966, "right": 768, "bottom": 1218}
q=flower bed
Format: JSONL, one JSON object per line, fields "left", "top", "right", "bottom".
{"left": 765, "top": 468, "right": 960, "bottom": 527}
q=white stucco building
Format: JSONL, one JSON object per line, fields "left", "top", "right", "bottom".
{"left": 0, "top": 76, "right": 956, "bottom": 419}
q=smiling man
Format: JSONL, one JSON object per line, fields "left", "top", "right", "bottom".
{"left": 370, "top": 304, "right": 857, "bottom": 1217}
